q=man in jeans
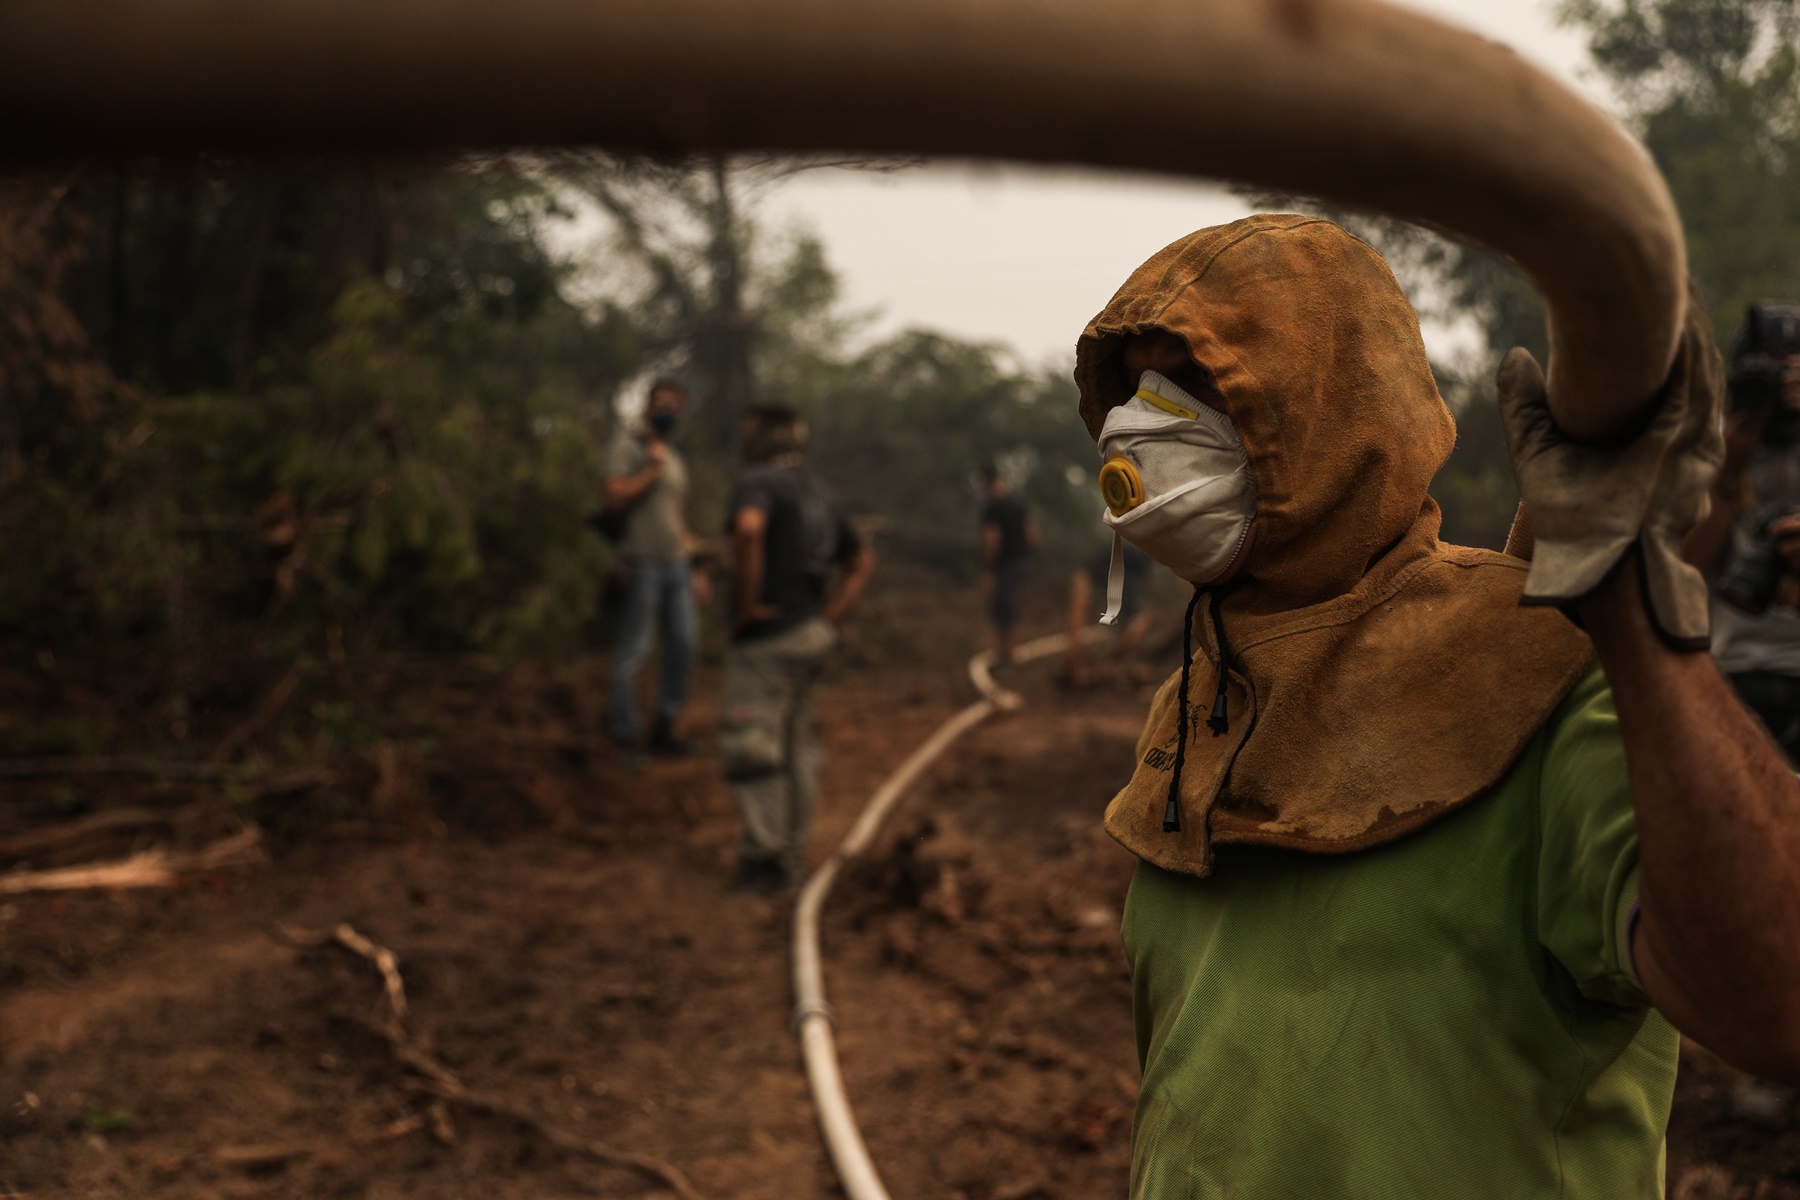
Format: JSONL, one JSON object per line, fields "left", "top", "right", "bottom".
{"left": 722, "top": 404, "right": 875, "bottom": 892}
{"left": 603, "top": 378, "right": 704, "bottom": 761}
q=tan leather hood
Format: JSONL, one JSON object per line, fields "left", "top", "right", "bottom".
{"left": 1077, "top": 215, "right": 1594, "bottom": 877}
{"left": 1079, "top": 214, "right": 1457, "bottom": 608}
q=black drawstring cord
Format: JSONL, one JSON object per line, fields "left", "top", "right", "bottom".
{"left": 1163, "top": 588, "right": 1203, "bottom": 833}
{"left": 1207, "top": 590, "right": 1233, "bottom": 736}
{"left": 1164, "top": 587, "right": 1234, "bottom": 834}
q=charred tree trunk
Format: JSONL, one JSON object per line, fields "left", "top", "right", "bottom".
{"left": 702, "top": 156, "right": 755, "bottom": 456}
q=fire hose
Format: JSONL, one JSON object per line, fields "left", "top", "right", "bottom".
{"left": 791, "top": 629, "right": 1107, "bottom": 1200}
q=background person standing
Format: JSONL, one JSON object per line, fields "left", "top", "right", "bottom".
{"left": 602, "top": 378, "right": 706, "bottom": 762}
{"left": 721, "top": 404, "right": 875, "bottom": 892}
{"left": 1683, "top": 304, "right": 1800, "bottom": 760}
{"left": 979, "top": 461, "right": 1037, "bottom": 664}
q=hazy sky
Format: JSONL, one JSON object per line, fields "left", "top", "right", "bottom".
{"left": 751, "top": 0, "right": 1604, "bottom": 367}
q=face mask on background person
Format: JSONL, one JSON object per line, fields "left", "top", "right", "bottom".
{"left": 1096, "top": 369, "right": 1256, "bottom": 625}
{"left": 647, "top": 410, "right": 680, "bottom": 437}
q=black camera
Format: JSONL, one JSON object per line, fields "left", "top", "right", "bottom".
{"left": 1720, "top": 503, "right": 1800, "bottom": 615}
{"left": 1728, "top": 301, "right": 1800, "bottom": 415}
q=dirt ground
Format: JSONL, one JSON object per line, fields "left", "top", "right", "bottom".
{"left": 3, "top": 636, "right": 1800, "bottom": 1199}
{"left": 0, "top": 633, "right": 1150, "bottom": 1200}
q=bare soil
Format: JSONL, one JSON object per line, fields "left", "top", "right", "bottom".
{"left": 2, "top": 644, "right": 1798, "bottom": 1199}
{"left": 0, "top": 642, "right": 1148, "bottom": 1200}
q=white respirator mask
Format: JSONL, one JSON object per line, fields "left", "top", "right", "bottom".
{"left": 1096, "top": 370, "right": 1257, "bottom": 625}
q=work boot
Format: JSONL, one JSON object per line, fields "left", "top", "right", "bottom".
{"left": 648, "top": 717, "right": 698, "bottom": 758}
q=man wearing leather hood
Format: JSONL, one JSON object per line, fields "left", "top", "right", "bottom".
{"left": 1080, "top": 215, "right": 1800, "bottom": 1197}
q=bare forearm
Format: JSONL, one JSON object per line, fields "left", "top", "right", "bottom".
{"left": 825, "top": 548, "right": 876, "bottom": 623}
{"left": 1580, "top": 556, "right": 1800, "bottom": 1077}
{"left": 604, "top": 466, "right": 659, "bottom": 508}
{"left": 733, "top": 530, "right": 765, "bottom": 628}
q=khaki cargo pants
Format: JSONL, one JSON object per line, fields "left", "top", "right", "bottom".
{"left": 720, "top": 617, "right": 837, "bottom": 880}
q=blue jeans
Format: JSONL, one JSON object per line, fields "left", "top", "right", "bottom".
{"left": 610, "top": 558, "right": 697, "bottom": 743}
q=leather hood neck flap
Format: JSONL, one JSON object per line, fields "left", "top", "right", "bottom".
{"left": 1076, "top": 215, "right": 1593, "bottom": 877}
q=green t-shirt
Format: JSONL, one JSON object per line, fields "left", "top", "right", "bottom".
{"left": 1121, "top": 667, "right": 1677, "bottom": 1199}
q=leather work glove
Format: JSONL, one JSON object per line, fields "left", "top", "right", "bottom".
{"left": 1497, "top": 284, "right": 1725, "bottom": 649}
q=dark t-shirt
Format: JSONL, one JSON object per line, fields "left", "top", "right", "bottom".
{"left": 728, "top": 464, "right": 862, "bottom": 643}
{"left": 982, "top": 494, "right": 1032, "bottom": 566}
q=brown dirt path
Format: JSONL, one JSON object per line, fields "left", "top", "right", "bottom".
{"left": 0, "top": 655, "right": 1151, "bottom": 1200}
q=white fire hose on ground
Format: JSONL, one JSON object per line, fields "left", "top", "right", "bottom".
{"left": 790, "top": 629, "right": 1108, "bottom": 1200}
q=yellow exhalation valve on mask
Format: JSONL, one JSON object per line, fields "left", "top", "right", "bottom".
{"left": 1095, "top": 370, "right": 1257, "bottom": 627}
{"left": 1099, "top": 457, "right": 1145, "bottom": 516}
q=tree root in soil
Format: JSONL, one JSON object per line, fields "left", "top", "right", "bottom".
{"left": 283, "top": 921, "right": 706, "bottom": 1200}
{"left": 0, "top": 826, "right": 264, "bottom": 894}
{"left": 285, "top": 921, "right": 410, "bottom": 1021}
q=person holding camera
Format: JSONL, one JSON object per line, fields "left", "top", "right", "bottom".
{"left": 602, "top": 378, "right": 707, "bottom": 763}
{"left": 1683, "top": 303, "right": 1800, "bottom": 759}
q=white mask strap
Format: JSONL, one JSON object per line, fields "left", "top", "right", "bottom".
{"left": 1099, "top": 531, "right": 1126, "bottom": 626}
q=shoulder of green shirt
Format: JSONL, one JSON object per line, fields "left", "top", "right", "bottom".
{"left": 1533, "top": 663, "right": 1648, "bottom": 1007}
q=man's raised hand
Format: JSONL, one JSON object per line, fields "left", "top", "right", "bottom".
{"left": 1497, "top": 283, "right": 1724, "bottom": 647}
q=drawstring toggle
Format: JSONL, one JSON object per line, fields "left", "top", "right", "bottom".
{"left": 1165, "top": 587, "right": 1237, "bottom": 834}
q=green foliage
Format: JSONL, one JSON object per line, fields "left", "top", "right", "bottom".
{"left": 3, "top": 287, "right": 617, "bottom": 667}
{"left": 1432, "top": 391, "right": 1522, "bottom": 551}
{"left": 4, "top": 155, "right": 1115, "bottom": 719}
{"left": 0, "top": 164, "right": 635, "bottom": 705}
{"left": 1562, "top": 0, "right": 1800, "bottom": 338}
{"left": 799, "top": 331, "right": 1100, "bottom": 575}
